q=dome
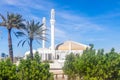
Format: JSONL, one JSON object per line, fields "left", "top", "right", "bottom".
{"left": 24, "top": 50, "right": 37, "bottom": 59}
{"left": 25, "top": 50, "right": 36, "bottom": 56}
{"left": 56, "top": 41, "right": 89, "bottom": 50}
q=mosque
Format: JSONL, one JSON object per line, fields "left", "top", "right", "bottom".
{"left": 24, "top": 9, "right": 89, "bottom": 61}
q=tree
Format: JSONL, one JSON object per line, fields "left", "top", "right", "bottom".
{"left": 0, "top": 12, "right": 24, "bottom": 62}
{"left": 0, "top": 58, "right": 18, "bottom": 80}
{"left": 63, "top": 46, "right": 120, "bottom": 80}
{"left": 15, "top": 20, "right": 45, "bottom": 59}
{"left": 18, "top": 52, "right": 53, "bottom": 80}
{"left": 0, "top": 53, "right": 53, "bottom": 80}
{"left": 63, "top": 53, "right": 77, "bottom": 80}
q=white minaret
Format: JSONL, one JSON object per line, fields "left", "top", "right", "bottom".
{"left": 50, "top": 9, "right": 55, "bottom": 50}
{"left": 42, "top": 17, "right": 46, "bottom": 48}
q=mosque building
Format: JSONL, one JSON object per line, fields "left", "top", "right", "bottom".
{"left": 24, "top": 9, "right": 89, "bottom": 61}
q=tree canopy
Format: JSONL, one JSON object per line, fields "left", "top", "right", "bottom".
{"left": 15, "top": 20, "right": 46, "bottom": 59}
{"left": 0, "top": 52, "right": 53, "bottom": 80}
{"left": 63, "top": 46, "right": 120, "bottom": 80}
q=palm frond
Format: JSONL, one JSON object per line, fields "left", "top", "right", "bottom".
{"left": 35, "top": 39, "right": 41, "bottom": 45}
{"left": 0, "top": 13, "right": 6, "bottom": 22}
{"left": 18, "top": 23, "right": 25, "bottom": 29}
{"left": 4, "top": 12, "right": 25, "bottom": 29}
{"left": 17, "top": 40, "right": 23, "bottom": 47}
{"left": 0, "top": 22, "right": 6, "bottom": 26}
{"left": 27, "top": 41, "right": 30, "bottom": 46}
{"left": 17, "top": 39, "right": 28, "bottom": 47}
{"left": 35, "top": 36, "right": 46, "bottom": 41}
{"left": 36, "top": 22, "right": 40, "bottom": 26}
{"left": 15, "top": 31, "right": 26, "bottom": 38}
{"left": 22, "top": 39, "right": 27, "bottom": 47}
{"left": 38, "top": 23, "right": 43, "bottom": 28}
{"left": 16, "top": 20, "right": 47, "bottom": 47}
{"left": 13, "top": 31, "right": 18, "bottom": 38}
{"left": 7, "top": 12, "right": 10, "bottom": 21}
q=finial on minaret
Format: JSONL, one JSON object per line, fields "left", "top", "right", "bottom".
{"left": 42, "top": 17, "right": 46, "bottom": 48}
{"left": 51, "top": 9, "right": 55, "bottom": 20}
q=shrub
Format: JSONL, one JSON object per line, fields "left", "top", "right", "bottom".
{"left": 63, "top": 46, "right": 120, "bottom": 80}
{"left": 0, "top": 58, "right": 18, "bottom": 80}
{"left": 0, "top": 53, "right": 53, "bottom": 80}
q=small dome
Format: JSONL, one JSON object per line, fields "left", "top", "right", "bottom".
{"left": 25, "top": 50, "right": 36, "bottom": 56}
{"left": 56, "top": 41, "right": 89, "bottom": 50}
{"left": 24, "top": 50, "right": 37, "bottom": 59}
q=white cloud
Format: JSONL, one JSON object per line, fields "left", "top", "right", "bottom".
{"left": 0, "top": 0, "right": 106, "bottom": 43}
{"left": 55, "top": 28, "right": 67, "bottom": 40}
{"left": 93, "top": 12, "right": 120, "bottom": 20}
{"left": 74, "top": 23, "right": 104, "bottom": 32}
{"left": 56, "top": 10, "right": 104, "bottom": 33}
{"left": 85, "top": 38, "right": 105, "bottom": 42}
{"left": 2, "top": 0, "right": 54, "bottom": 11}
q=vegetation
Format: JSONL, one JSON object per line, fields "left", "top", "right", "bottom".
{"left": 0, "top": 12, "right": 25, "bottom": 62}
{"left": 0, "top": 58, "right": 18, "bottom": 80}
{"left": 43, "top": 60, "right": 54, "bottom": 63}
{"left": 0, "top": 52, "right": 53, "bottom": 80}
{"left": 15, "top": 20, "right": 45, "bottom": 59}
{"left": 0, "top": 12, "right": 46, "bottom": 61}
{"left": 1, "top": 12, "right": 120, "bottom": 80}
{"left": 63, "top": 45, "right": 120, "bottom": 80}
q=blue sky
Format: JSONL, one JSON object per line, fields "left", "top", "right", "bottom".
{"left": 0, "top": 0, "right": 120, "bottom": 56}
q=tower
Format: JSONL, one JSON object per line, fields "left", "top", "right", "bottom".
{"left": 42, "top": 17, "right": 46, "bottom": 48}
{"left": 50, "top": 9, "right": 55, "bottom": 50}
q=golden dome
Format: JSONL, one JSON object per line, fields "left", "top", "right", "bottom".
{"left": 56, "top": 41, "right": 88, "bottom": 50}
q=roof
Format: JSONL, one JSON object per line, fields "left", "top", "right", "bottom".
{"left": 55, "top": 41, "right": 89, "bottom": 50}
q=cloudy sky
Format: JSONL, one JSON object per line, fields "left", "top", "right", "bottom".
{"left": 0, "top": 0, "right": 120, "bottom": 56}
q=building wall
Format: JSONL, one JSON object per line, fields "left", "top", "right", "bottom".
{"left": 37, "top": 50, "right": 83, "bottom": 61}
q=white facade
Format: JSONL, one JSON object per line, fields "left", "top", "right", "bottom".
{"left": 24, "top": 9, "right": 89, "bottom": 62}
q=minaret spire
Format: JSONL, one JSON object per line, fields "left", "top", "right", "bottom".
{"left": 50, "top": 9, "right": 55, "bottom": 50}
{"left": 42, "top": 17, "right": 46, "bottom": 48}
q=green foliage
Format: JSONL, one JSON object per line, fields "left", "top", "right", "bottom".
{"left": 0, "top": 58, "right": 18, "bottom": 80}
{"left": 0, "top": 53, "right": 53, "bottom": 80}
{"left": 15, "top": 20, "right": 45, "bottom": 46}
{"left": 0, "top": 12, "right": 24, "bottom": 29}
{"left": 63, "top": 53, "right": 77, "bottom": 80}
{"left": 18, "top": 52, "right": 53, "bottom": 80}
{"left": 63, "top": 46, "right": 120, "bottom": 80}
{"left": 14, "top": 20, "right": 46, "bottom": 59}
{"left": 43, "top": 60, "right": 54, "bottom": 63}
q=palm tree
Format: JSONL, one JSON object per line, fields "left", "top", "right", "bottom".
{"left": 0, "top": 12, "right": 24, "bottom": 62}
{"left": 15, "top": 20, "right": 46, "bottom": 59}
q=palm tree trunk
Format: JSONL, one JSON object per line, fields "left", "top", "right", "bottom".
{"left": 8, "top": 29, "right": 13, "bottom": 62}
{"left": 30, "top": 38, "right": 33, "bottom": 59}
